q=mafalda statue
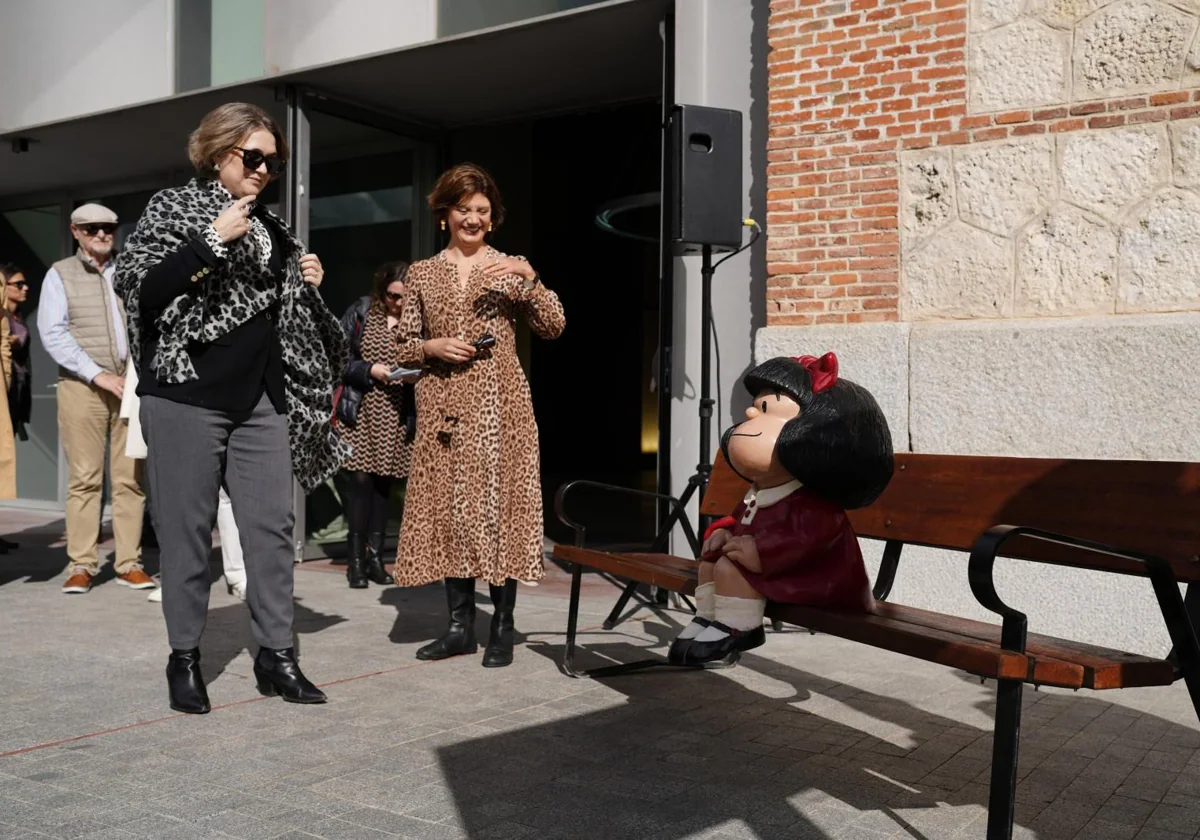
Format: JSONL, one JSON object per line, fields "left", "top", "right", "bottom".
{"left": 669, "top": 352, "right": 895, "bottom": 666}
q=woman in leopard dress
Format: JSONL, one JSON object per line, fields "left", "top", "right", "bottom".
{"left": 337, "top": 260, "right": 415, "bottom": 589}
{"left": 393, "top": 163, "right": 565, "bottom": 668}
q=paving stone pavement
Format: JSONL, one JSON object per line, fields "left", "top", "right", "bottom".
{"left": 2, "top": 509, "right": 1200, "bottom": 839}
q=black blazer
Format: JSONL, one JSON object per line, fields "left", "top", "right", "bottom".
{"left": 135, "top": 218, "right": 287, "bottom": 414}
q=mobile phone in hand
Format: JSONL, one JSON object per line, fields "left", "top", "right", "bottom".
{"left": 388, "top": 366, "right": 423, "bottom": 382}
{"left": 472, "top": 334, "right": 496, "bottom": 350}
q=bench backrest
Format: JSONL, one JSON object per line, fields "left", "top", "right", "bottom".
{"left": 700, "top": 451, "right": 1200, "bottom": 583}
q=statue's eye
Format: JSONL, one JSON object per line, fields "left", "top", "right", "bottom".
{"left": 760, "top": 401, "right": 768, "bottom": 413}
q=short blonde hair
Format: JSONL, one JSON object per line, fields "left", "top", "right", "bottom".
{"left": 187, "top": 102, "right": 288, "bottom": 176}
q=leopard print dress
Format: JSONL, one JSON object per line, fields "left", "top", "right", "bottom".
{"left": 392, "top": 248, "right": 565, "bottom": 587}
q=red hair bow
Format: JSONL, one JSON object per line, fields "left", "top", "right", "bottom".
{"left": 794, "top": 352, "right": 838, "bottom": 394}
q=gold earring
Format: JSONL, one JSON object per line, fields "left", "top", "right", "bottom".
{"left": 487, "top": 223, "right": 493, "bottom": 233}
{"left": 440, "top": 220, "right": 446, "bottom": 231}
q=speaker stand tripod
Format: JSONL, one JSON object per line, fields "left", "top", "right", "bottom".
{"left": 600, "top": 244, "right": 718, "bottom": 627}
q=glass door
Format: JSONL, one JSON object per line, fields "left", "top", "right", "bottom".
{"left": 285, "top": 91, "right": 438, "bottom": 555}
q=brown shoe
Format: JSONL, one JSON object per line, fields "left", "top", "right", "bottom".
{"left": 117, "top": 569, "right": 157, "bottom": 590}
{"left": 62, "top": 570, "right": 93, "bottom": 594}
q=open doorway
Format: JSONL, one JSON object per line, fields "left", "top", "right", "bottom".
{"left": 449, "top": 101, "right": 663, "bottom": 547}
{"left": 301, "top": 99, "right": 664, "bottom": 551}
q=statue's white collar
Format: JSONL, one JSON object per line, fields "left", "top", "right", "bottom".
{"left": 741, "top": 480, "right": 802, "bottom": 524}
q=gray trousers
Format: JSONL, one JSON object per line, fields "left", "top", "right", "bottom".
{"left": 141, "top": 393, "right": 295, "bottom": 650}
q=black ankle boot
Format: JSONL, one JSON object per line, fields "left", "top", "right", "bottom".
{"left": 346, "top": 533, "right": 368, "bottom": 589}
{"left": 364, "top": 531, "right": 391, "bottom": 586}
{"left": 166, "top": 648, "right": 210, "bottom": 714}
{"left": 416, "top": 578, "right": 478, "bottom": 660}
{"left": 482, "top": 579, "right": 518, "bottom": 668}
{"left": 253, "top": 647, "right": 326, "bottom": 704}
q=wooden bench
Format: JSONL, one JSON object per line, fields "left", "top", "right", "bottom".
{"left": 551, "top": 452, "right": 1200, "bottom": 840}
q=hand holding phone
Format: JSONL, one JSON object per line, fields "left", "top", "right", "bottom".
{"left": 388, "top": 366, "right": 423, "bottom": 382}
{"left": 472, "top": 334, "right": 496, "bottom": 351}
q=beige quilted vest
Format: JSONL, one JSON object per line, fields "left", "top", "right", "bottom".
{"left": 53, "top": 252, "right": 125, "bottom": 379}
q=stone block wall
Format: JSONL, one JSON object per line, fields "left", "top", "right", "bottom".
{"left": 767, "top": 0, "right": 1200, "bottom": 325}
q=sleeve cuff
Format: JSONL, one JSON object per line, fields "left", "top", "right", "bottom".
{"left": 202, "top": 225, "right": 229, "bottom": 260}
{"left": 81, "top": 362, "right": 105, "bottom": 384}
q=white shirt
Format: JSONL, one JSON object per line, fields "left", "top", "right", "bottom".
{"left": 36, "top": 258, "right": 128, "bottom": 384}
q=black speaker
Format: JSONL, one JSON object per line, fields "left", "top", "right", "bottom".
{"left": 669, "top": 104, "right": 744, "bottom": 252}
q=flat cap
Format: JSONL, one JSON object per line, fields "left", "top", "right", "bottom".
{"left": 70, "top": 203, "right": 118, "bottom": 225}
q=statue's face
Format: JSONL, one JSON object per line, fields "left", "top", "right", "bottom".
{"left": 725, "top": 390, "right": 801, "bottom": 487}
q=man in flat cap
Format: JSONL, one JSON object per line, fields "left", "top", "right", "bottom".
{"left": 37, "top": 203, "right": 150, "bottom": 594}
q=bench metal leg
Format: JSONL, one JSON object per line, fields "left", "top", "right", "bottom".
{"left": 564, "top": 563, "right": 584, "bottom": 676}
{"left": 986, "top": 678, "right": 1022, "bottom": 840}
{"left": 1148, "top": 571, "right": 1200, "bottom": 723}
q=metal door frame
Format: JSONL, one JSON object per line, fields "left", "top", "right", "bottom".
{"left": 279, "top": 84, "right": 442, "bottom": 561}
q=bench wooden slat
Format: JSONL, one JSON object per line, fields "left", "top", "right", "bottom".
{"left": 868, "top": 603, "right": 1175, "bottom": 690}
{"left": 763, "top": 600, "right": 1037, "bottom": 683}
{"left": 554, "top": 546, "right": 1173, "bottom": 689}
{"left": 553, "top": 546, "right": 697, "bottom": 594}
{"left": 850, "top": 454, "right": 1200, "bottom": 583}
{"left": 700, "top": 451, "right": 750, "bottom": 517}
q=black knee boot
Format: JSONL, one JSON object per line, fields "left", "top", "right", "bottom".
{"left": 416, "top": 578, "right": 478, "bottom": 660}
{"left": 346, "top": 533, "right": 368, "bottom": 589}
{"left": 364, "top": 531, "right": 391, "bottom": 586}
{"left": 482, "top": 579, "right": 517, "bottom": 668}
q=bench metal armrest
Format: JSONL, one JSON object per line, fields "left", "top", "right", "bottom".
{"left": 553, "top": 480, "right": 700, "bottom": 556}
{"left": 968, "top": 524, "right": 1191, "bottom": 658}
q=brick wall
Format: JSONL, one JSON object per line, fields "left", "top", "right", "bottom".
{"left": 766, "top": 0, "right": 1200, "bottom": 326}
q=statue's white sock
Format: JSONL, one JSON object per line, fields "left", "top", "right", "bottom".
{"left": 694, "top": 595, "right": 766, "bottom": 642}
{"left": 676, "top": 582, "right": 715, "bottom": 640}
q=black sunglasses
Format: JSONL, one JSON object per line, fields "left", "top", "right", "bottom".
{"left": 9, "top": 281, "right": 28, "bottom": 290}
{"left": 78, "top": 223, "right": 117, "bottom": 236}
{"left": 234, "top": 147, "right": 286, "bottom": 177}
{"left": 384, "top": 291, "right": 404, "bottom": 302}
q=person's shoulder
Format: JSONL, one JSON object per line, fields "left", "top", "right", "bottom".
{"left": 146, "top": 183, "right": 191, "bottom": 205}
{"left": 409, "top": 255, "right": 440, "bottom": 271}
{"left": 406, "top": 256, "right": 444, "bottom": 282}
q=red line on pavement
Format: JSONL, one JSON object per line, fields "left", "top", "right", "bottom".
{"left": 0, "top": 622, "right": 608, "bottom": 759}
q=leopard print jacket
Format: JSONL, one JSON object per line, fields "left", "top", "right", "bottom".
{"left": 114, "top": 177, "right": 351, "bottom": 491}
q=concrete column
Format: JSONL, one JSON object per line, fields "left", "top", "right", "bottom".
{"left": 669, "top": 0, "right": 768, "bottom": 550}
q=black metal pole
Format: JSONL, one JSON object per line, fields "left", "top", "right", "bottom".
{"left": 656, "top": 10, "right": 676, "bottom": 539}
{"left": 697, "top": 243, "right": 715, "bottom": 533}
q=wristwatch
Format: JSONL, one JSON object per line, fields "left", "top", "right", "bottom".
{"left": 523, "top": 273, "right": 539, "bottom": 291}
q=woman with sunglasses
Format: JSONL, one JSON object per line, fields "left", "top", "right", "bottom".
{"left": 334, "top": 260, "right": 416, "bottom": 589}
{"left": 115, "top": 102, "right": 349, "bottom": 715}
{"left": 1, "top": 264, "right": 32, "bottom": 452}
{"left": 0, "top": 264, "right": 25, "bottom": 522}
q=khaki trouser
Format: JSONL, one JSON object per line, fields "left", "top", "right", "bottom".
{"left": 57, "top": 377, "right": 144, "bottom": 574}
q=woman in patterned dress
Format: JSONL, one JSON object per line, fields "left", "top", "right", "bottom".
{"left": 392, "top": 163, "right": 565, "bottom": 668}
{"left": 338, "top": 261, "right": 415, "bottom": 589}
